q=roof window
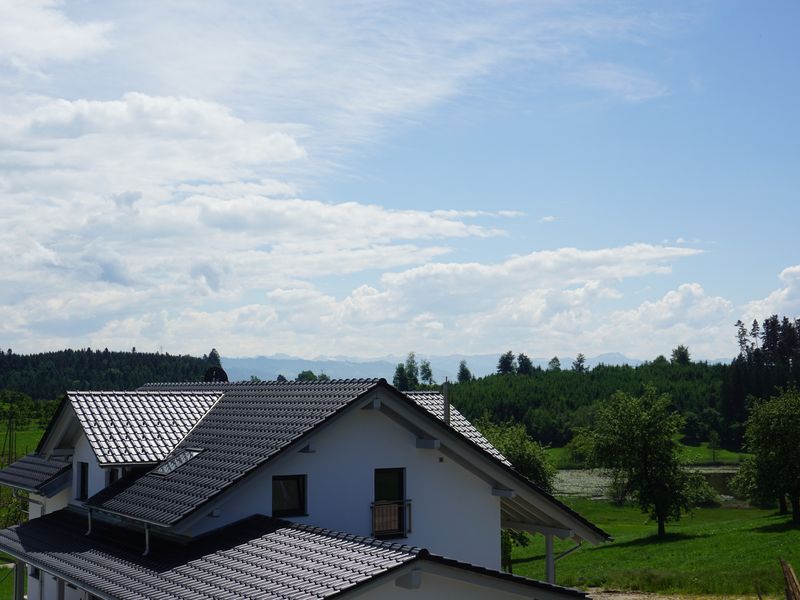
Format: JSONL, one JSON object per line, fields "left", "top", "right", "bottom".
{"left": 153, "top": 448, "right": 202, "bottom": 476}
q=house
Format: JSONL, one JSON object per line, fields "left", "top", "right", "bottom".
{"left": 0, "top": 378, "right": 609, "bottom": 599}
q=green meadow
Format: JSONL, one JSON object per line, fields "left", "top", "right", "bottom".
{"left": 513, "top": 498, "right": 799, "bottom": 596}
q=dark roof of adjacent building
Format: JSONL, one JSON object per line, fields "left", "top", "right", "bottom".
{"left": 88, "top": 379, "right": 383, "bottom": 525}
{"left": 0, "top": 453, "right": 71, "bottom": 495}
{"left": 0, "top": 510, "right": 587, "bottom": 600}
{"left": 404, "top": 391, "right": 510, "bottom": 465}
{"left": 68, "top": 391, "right": 222, "bottom": 465}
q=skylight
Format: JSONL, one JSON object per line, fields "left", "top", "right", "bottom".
{"left": 153, "top": 448, "right": 202, "bottom": 476}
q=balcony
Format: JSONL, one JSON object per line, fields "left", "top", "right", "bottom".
{"left": 370, "top": 499, "right": 411, "bottom": 538}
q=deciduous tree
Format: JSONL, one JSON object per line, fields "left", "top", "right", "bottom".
{"left": 578, "top": 386, "right": 689, "bottom": 537}
{"left": 741, "top": 387, "right": 800, "bottom": 523}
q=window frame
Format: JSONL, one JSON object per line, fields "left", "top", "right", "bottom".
{"left": 271, "top": 474, "right": 307, "bottom": 517}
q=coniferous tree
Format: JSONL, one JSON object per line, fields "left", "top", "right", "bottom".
{"left": 670, "top": 345, "right": 691, "bottom": 365}
{"left": 516, "top": 353, "right": 534, "bottom": 375}
{"left": 457, "top": 360, "right": 472, "bottom": 383}
{"left": 393, "top": 363, "right": 409, "bottom": 390}
{"left": 497, "top": 351, "right": 516, "bottom": 374}
{"left": 571, "top": 353, "right": 586, "bottom": 373}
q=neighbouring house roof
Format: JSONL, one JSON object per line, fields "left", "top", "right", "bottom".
{"left": 68, "top": 391, "right": 223, "bottom": 465}
{"left": 0, "top": 453, "right": 71, "bottom": 496}
{"left": 0, "top": 510, "right": 587, "bottom": 600}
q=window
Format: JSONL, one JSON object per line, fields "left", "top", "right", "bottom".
{"left": 107, "top": 468, "right": 119, "bottom": 486}
{"left": 77, "top": 461, "right": 88, "bottom": 500}
{"left": 29, "top": 566, "right": 40, "bottom": 580}
{"left": 153, "top": 448, "right": 202, "bottom": 476}
{"left": 372, "top": 468, "right": 409, "bottom": 538}
{"left": 272, "top": 475, "right": 306, "bottom": 517}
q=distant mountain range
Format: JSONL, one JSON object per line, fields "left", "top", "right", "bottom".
{"left": 221, "top": 352, "right": 649, "bottom": 383}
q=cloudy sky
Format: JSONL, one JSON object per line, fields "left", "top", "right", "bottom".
{"left": 1, "top": 1, "right": 798, "bottom": 361}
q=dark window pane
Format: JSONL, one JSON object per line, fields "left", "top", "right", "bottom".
{"left": 272, "top": 475, "right": 306, "bottom": 516}
{"left": 374, "top": 468, "right": 403, "bottom": 501}
{"left": 78, "top": 462, "right": 88, "bottom": 500}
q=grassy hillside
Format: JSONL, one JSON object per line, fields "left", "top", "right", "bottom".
{"left": 513, "top": 499, "right": 799, "bottom": 596}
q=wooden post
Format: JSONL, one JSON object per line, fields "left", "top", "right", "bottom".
{"left": 782, "top": 558, "right": 800, "bottom": 600}
{"left": 545, "top": 533, "right": 555, "bottom": 583}
{"left": 13, "top": 560, "right": 25, "bottom": 600}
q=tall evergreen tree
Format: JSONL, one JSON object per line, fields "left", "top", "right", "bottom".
{"left": 516, "top": 353, "right": 534, "bottom": 375}
{"left": 670, "top": 345, "right": 691, "bottom": 365}
{"left": 497, "top": 351, "right": 516, "bottom": 374}
{"left": 393, "top": 363, "right": 410, "bottom": 390}
{"left": 571, "top": 353, "right": 586, "bottom": 373}
{"left": 457, "top": 360, "right": 472, "bottom": 383}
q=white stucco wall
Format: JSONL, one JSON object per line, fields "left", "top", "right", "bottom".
{"left": 190, "top": 398, "right": 501, "bottom": 569}
{"left": 70, "top": 434, "right": 105, "bottom": 506}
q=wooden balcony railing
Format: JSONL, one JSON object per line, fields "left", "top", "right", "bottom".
{"left": 370, "top": 499, "right": 411, "bottom": 538}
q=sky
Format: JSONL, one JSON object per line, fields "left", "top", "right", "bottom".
{"left": 1, "top": 0, "right": 798, "bottom": 361}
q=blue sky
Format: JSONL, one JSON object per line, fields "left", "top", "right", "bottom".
{"left": 0, "top": 1, "right": 798, "bottom": 361}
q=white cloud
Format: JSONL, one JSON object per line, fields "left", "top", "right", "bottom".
{"left": 0, "top": 0, "right": 111, "bottom": 73}
{"left": 539, "top": 215, "right": 557, "bottom": 223}
{"left": 590, "top": 283, "right": 735, "bottom": 358}
{"left": 742, "top": 265, "right": 800, "bottom": 323}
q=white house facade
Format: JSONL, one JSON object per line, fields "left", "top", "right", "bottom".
{"left": 0, "top": 378, "right": 608, "bottom": 600}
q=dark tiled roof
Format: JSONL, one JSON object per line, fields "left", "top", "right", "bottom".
{"left": 0, "top": 453, "right": 70, "bottom": 495}
{"left": 88, "top": 379, "right": 382, "bottom": 525}
{"left": 0, "top": 510, "right": 420, "bottom": 600}
{"left": 69, "top": 391, "right": 222, "bottom": 465}
{"left": 404, "top": 391, "right": 510, "bottom": 465}
{"left": 0, "top": 510, "right": 586, "bottom": 600}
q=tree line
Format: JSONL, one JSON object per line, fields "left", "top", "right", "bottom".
{"left": 444, "top": 315, "right": 799, "bottom": 451}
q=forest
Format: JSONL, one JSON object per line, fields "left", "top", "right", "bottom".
{"left": 448, "top": 314, "right": 800, "bottom": 450}
{"left": 0, "top": 347, "right": 213, "bottom": 401}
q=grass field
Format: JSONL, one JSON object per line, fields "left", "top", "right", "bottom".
{"left": 547, "top": 440, "right": 747, "bottom": 469}
{"left": 0, "top": 430, "right": 44, "bottom": 465}
{"left": 512, "top": 498, "right": 800, "bottom": 596}
{"left": 0, "top": 567, "right": 22, "bottom": 599}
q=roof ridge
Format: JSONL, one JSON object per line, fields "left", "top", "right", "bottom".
{"left": 138, "top": 377, "right": 384, "bottom": 387}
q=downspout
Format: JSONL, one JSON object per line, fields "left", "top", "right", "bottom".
{"left": 143, "top": 523, "right": 150, "bottom": 556}
{"left": 85, "top": 509, "right": 92, "bottom": 535}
